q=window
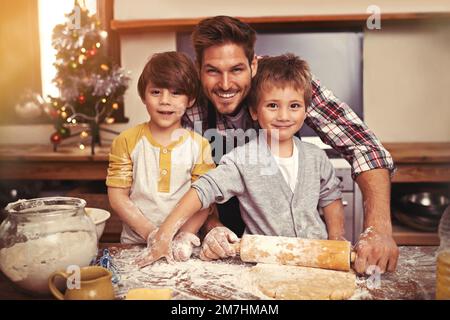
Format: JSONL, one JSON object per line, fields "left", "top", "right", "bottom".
{"left": 0, "top": 0, "right": 42, "bottom": 124}
{"left": 1, "top": 0, "right": 126, "bottom": 125}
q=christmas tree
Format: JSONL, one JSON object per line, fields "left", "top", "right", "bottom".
{"left": 45, "top": 1, "right": 129, "bottom": 154}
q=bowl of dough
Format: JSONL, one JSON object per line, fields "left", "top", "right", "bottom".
{"left": 0, "top": 197, "right": 98, "bottom": 295}
{"left": 85, "top": 207, "right": 111, "bottom": 240}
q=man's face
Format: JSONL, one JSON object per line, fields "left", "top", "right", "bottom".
{"left": 200, "top": 43, "right": 257, "bottom": 115}
{"left": 250, "top": 85, "right": 306, "bottom": 143}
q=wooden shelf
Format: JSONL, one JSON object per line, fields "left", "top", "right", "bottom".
{"left": 392, "top": 223, "right": 439, "bottom": 246}
{"left": 384, "top": 142, "right": 450, "bottom": 164}
{"left": 384, "top": 142, "right": 450, "bottom": 183}
{"left": 110, "top": 12, "right": 450, "bottom": 33}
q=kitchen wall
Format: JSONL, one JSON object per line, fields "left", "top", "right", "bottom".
{"left": 1, "top": 0, "right": 449, "bottom": 144}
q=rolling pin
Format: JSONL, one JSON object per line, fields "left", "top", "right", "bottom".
{"left": 231, "top": 235, "right": 356, "bottom": 272}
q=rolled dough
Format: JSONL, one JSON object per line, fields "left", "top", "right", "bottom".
{"left": 249, "top": 264, "right": 356, "bottom": 300}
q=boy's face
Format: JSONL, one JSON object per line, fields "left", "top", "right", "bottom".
{"left": 200, "top": 43, "right": 257, "bottom": 115}
{"left": 144, "top": 83, "right": 194, "bottom": 130}
{"left": 250, "top": 85, "right": 306, "bottom": 143}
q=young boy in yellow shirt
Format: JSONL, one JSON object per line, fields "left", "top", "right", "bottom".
{"left": 136, "top": 53, "right": 345, "bottom": 267}
{"left": 106, "top": 52, "right": 215, "bottom": 261}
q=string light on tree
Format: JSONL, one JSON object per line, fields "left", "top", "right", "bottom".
{"left": 105, "top": 117, "right": 115, "bottom": 124}
{"left": 80, "top": 131, "right": 89, "bottom": 139}
{"left": 78, "top": 95, "right": 86, "bottom": 104}
{"left": 50, "top": 132, "right": 62, "bottom": 144}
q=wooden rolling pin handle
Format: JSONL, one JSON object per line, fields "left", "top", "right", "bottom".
{"left": 231, "top": 240, "right": 241, "bottom": 254}
{"left": 350, "top": 251, "right": 357, "bottom": 263}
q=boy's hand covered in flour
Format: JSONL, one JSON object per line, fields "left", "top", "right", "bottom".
{"left": 135, "top": 230, "right": 174, "bottom": 268}
{"left": 172, "top": 232, "right": 201, "bottom": 262}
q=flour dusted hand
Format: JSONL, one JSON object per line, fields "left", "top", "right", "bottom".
{"left": 135, "top": 232, "right": 174, "bottom": 268}
{"left": 200, "top": 227, "right": 239, "bottom": 261}
{"left": 171, "top": 232, "right": 201, "bottom": 262}
{"left": 354, "top": 227, "right": 399, "bottom": 274}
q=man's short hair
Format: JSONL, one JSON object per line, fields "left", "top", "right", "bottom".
{"left": 248, "top": 53, "right": 312, "bottom": 111}
{"left": 191, "top": 16, "right": 257, "bottom": 66}
{"left": 137, "top": 51, "right": 199, "bottom": 102}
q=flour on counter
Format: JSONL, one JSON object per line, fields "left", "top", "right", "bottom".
{"left": 112, "top": 247, "right": 367, "bottom": 300}
{"left": 111, "top": 247, "right": 267, "bottom": 300}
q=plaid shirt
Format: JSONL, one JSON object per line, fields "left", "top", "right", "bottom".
{"left": 184, "top": 76, "right": 395, "bottom": 180}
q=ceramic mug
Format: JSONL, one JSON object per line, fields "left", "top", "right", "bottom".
{"left": 48, "top": 266, "right": 115, "bottom": 300}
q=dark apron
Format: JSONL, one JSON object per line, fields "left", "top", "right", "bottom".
{"left": 206, "top": 104, "right": 246, "bottom": 237}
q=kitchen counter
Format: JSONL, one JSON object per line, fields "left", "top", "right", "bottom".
{"left": 0, "top": 245, "right": 439, "bottom": 300}
{"left": 1, "top": 142, "right": 449, "bottom": 182}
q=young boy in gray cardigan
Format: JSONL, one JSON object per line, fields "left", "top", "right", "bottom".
{"left": 137, "top": 54, "right": 346, "bottom": 267}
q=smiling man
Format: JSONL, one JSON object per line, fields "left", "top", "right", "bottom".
{"left": 183, "top": 16, "right": 399, "bottom": 275}
{"left": 200, "top": 43, "right": 257, "bottom": 116}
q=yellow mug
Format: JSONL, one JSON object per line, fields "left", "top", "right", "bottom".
{"left": 48, "top": 266, "right": 115, "bottom": 300}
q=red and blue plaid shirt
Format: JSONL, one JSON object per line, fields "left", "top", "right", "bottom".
{"left": 184, "top": 76, "right": 395, "bottom": 180}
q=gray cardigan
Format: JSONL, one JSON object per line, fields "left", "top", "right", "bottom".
{"left": 193, "top": 136, "right": 342, "bottom": 239}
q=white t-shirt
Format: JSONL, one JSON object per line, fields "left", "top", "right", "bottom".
{"left": 273, "top": 143, "right": 299, "bottom": 192}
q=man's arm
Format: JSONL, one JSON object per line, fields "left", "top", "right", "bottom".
{"left": 354, "top": 169, "right": 399, "bottom": 274}
{"left": 306, "top": 77, "right": 398, "bottom": 273}
{"left": 107, "top": 187, "right": 156, "bottom": 241}
{"left": 306, "top": 77, "right": 395, "bottom": 179}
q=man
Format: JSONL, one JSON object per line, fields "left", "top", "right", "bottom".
{"left": 184, "top": 15, "right": 398, "bottom": 275}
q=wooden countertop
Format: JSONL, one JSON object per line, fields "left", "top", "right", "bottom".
{"left": 0, "top": 142, "right": 448, "bottom": 163}
{"left": 0, "top": 143, "right": 448, "bottom": 182}
{"left": 0, "top": 144, "right": 110, "bottom": 162}
{"left": 0, "top": 245, "right": 439, "bottom": 300}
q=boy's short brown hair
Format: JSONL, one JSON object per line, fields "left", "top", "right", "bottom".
{"left": 137, "top": 51, "right": 199, "bottom": 103}
{"left": 191, "top": 16, "right": 256, "bottom": 66}
{"left": 248, "top": 53, "right": 312, "bottom": 111}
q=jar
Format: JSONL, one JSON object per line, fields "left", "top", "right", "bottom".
{"left": 436, "top": 205, "right": 450, "bottom": 300}
{"left": 0, "top": 197, "right": 98, "bottom": 295}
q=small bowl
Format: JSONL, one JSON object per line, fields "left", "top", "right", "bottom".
{"left": 85, "top": 208, "right": 111, "bottom": 240}
{"left": 399, "top": 192, "right": 449, "bottom": 219}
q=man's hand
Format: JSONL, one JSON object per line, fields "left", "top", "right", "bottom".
{"left": 172, "top": 232, "right": 201, "bottom": 262}
{"left": 135, "top": 232, "right": 174, "bottom": 268}
{"left": 353, "top": 227, "right": 399, "bottom": 275}
{"left": 200, "top": 226, "right": 239, "bottom": 261}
